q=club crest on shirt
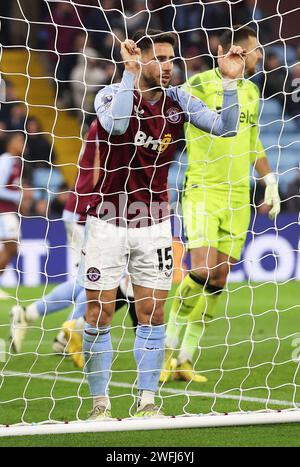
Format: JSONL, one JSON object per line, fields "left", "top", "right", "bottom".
{"left": 87, "top": 267, "right": 101, "bottom": 282}
{"left": 134, "top": 105, "right": 145, "bottom": 116}
{"left": 166, "top": 107, "right": 181, "bottom": 124}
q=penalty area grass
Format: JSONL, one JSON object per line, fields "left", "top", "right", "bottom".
{"left": 0, "top": 281, "right": 299, "bottom": 446}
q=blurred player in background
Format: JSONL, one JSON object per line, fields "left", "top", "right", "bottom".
{"left": 161, "top": 26, "right": 281, "bottom": 384}
{"left": 0, "top": 132, "right": 32, "bottom": 299}
{"left": 10, "top": 120, "right": 137, "bottom": 365}
{"left": 80, "top": 29, "right": 243, "bottom": 420}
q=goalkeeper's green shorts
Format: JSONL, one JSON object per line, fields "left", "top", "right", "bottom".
{"left": 182, "top": 186, "right": 250, "bottom": 261}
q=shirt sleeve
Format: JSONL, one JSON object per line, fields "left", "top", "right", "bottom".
{"left": 250, "top": 97, "right": 267, "bottom": 164}
{"left": 62, "top": 208, "right": 80, "bottom": 222}
{"left": 250, "top": 135, "right": 266, "bottom": 164}
{"left": 94, "top": 71, "right": 136, "bottom": 136}
{"left": 167, "top": 86, "right": 239, "bottom": 137}
{"left": 0, "top": 155, "right": 21, "bottom": 203}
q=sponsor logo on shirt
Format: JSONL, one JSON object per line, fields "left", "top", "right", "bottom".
{"left": 239, "top": 110, "right": 255, "bottom": 125}
{"left": 216, "top": 106, "right": 255, "bottom": 124}
{"left": 166, "top": 107, "right": 182, "bottom": 123}
{"left": 134, "top": 131, "right": 172, "bottom": 153}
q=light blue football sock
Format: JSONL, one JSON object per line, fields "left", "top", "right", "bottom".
{"left": 83, "top": 322, "right": 113, "bottom": 397}
{"left": 134, "top": 324, "right": 165, "bottom": 392}
{"left": 67, "top": 289, "right": 87, "bottom": 320}
{"left": 35, "top": 280, "right": 82, "bottom": 316}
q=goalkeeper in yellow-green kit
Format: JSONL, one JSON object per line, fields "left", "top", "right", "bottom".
{"left": 161, "top": 25, "right": 281, "bottom": 383}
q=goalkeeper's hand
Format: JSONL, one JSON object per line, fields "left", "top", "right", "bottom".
{"left": 264, "top": 173, "right": 281, "bottom": 220}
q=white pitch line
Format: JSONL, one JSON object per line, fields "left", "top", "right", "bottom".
{"left": 2, "top": 370, "right": 299, "bottom": 408}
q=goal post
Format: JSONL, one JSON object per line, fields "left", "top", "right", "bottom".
{"left": 0, "top": 0, "right": 300, "bottom": 438}
{"left": 1, "top": 410, "right": 300, "bottom": 438}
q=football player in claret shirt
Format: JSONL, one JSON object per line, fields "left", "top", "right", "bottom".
{"left": 0, "top": 132, "right": 32, "bottom": 299}
{"left": 80, "top": 28, "right": 245, "bottom": 420}
{"left": 10, "top": 121, "right": 137, "bottom": 362}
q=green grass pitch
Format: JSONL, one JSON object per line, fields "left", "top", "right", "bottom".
{"left": 0, "top": 281, "right": 300, "bottom": 447}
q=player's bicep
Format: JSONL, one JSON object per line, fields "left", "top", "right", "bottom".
{"left": 95, "top": 90, "right": 114, "bottom": 116}
{"left": 94, "top": 88, "right": 116, "bottom": 133}
{"left": 94, "top": 74, "right": 134, "bottom": 136}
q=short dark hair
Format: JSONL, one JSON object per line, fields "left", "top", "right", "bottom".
{"left": 131, "top": 29, "right": 177, "bottom": 51}
{"left": 220, "top": 25, "right": 257, "bottom": 52}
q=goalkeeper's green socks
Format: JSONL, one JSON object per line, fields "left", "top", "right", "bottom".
{"left": 177, "top": 284, "right": 223, "bottom": 364}
{"left": 165, "top": 272, "right": 206, "bottom": 349}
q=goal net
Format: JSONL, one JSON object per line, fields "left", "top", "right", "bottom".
{"left": 0, "top": 0, "right": 300, "bottom": 437}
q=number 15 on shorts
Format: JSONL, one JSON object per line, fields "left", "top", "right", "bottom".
{"left": 157, "top": 246, "right": 173, "bottom": 272}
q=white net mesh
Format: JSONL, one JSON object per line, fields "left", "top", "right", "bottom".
{"left": 0, "top": 0, "right": 300, "bottom": 432}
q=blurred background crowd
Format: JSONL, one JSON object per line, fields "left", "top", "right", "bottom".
{"left": 0, "top": 0, "right": 299, "bottom": 217}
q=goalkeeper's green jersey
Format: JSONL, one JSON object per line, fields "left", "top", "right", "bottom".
{"left": 182, "top": 68, "right": 266, "bottom": 197}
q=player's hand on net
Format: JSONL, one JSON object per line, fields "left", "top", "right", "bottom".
{"left": 121, "top": 39, "right": 141, "bottom": 75}
{"left": 217, "top": 44, "right": 246, "bottom": 80}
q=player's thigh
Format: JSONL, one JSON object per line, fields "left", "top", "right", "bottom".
{"left": 79, "top": 216, "right": 128, "bottom": 291}
{"left": 0, "top": 213, "right": 20, "bottom": 241}
{"left": 182, "top": 187, "right": 219, "bottom": 251}
{"left": 133, "top": 284, "right": 168, "bottom": 325}
{"left": 128, "top": 220, "right": 173, "bottom": 292}
{"left": 218, "top": 200, "right": 250, "bottom": 261}
{"left": 190, "top": 245, "right": 219, "bottom": 276}
{"left": 213, "top": 251, "right": 237, "bottom": 285}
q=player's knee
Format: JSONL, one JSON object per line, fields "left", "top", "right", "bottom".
{"left": 5, "top": 241, "right": 18, "bottom": 258}
{"left": 151, "top": 307, "right": 164, "bottom": 326}
{"left": 208, "top": 274, "right": 223, "bottom": 287}
{"left": 86, "top": 301, "right": 113, "bottom": 327}
{"left": 139, "top": 302, "right": 164, "bottom": 326}
{"left": 209, "top": 278, "right": 226, "bottom": 289}
{"left": 191, "top": 268, "right": 209, "bottom": 284}
{"left": 208, "top": 269, "right": 228, "bottom": 288}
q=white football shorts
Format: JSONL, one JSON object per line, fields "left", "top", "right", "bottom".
{"left": 64, "top": 220, "right": 85, "bottom": 266}
{"left": 0, "top": 213, "right": 20, "bottom": 240}
{"left": 78, "top": 215, "right": 173, "bottom": 291}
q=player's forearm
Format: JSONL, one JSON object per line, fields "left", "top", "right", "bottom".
{"left": 212, "top": 89, "right": 239, "bottom": 137}
{"left": 96, "top": 71, "right": 135, "bottom": 135}
{"left": 174, "top": 86, "right": 239, "bottom": 137}
{"left": 0, "top": 188, "right": 21, "bottom": 203}
{"left": 253, "top": 156, "right": 272, "bottom": 179}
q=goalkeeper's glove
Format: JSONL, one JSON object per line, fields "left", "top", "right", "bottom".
{"left": 263, "top": 172, "right": 281, "bottom": 220}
